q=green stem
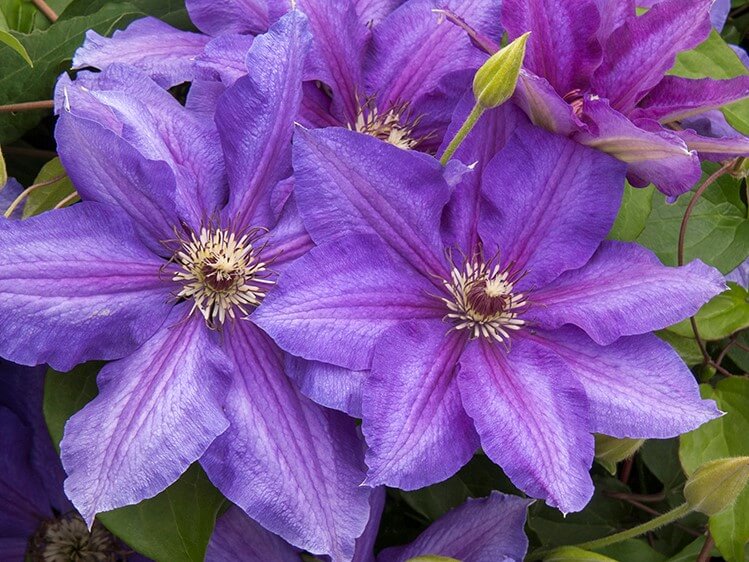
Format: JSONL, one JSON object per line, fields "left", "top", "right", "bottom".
{"left": 439, "top": 104, "right": 485, "bottom": 166}
{"left": 530, "top": 503, "right": 692, "bottom": 560}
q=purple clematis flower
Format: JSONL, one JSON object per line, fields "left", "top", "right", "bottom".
{"left": 0, "top": 361, "right": 146, "bottom": 561}
{"left": 0, "top": 12, "right": 370, "bottom": 561}
{"left": 254, "top": 119, "right": 724, "bottom": 513}
{"left": 207, "top": 489, "right": 530, "bottom": 562}
{"left": 456, "top": 0, "right": 749, "bottom": 196}
{"left": 71, "top": 0, "right": 501, "bottom": 153}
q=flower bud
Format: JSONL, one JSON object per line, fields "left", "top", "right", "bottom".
{"left": 543, "top": 546, "right": 616, "bottom": 561}
{"left": 684, "top": 456, "right": 749, "bottom": 516}
{"left": 594, "top": 435, "right": 645, "bottom": 475}
{"left": 472, "top": 32, "right": 530, "bottom": 109}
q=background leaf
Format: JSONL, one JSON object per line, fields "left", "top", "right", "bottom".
{"left": 635, "top": 165, "right": 749, "bottom": 274}
{"left": 679, "top": 378, "right": 749, "bottom": 561}
{"left": 0, "top": 2, "right": 144, "bottom": 144}
{"left": 668, "top": 283, "right": 749, "bottom": 341}
{"left": 608, "top": 183, "right": 654, "bottom": 242}
{"left": 0, "top": 29, "right": 33, "bottom": 65}
{"left": 22, "top": 156, "right": 77, "bottom": 217}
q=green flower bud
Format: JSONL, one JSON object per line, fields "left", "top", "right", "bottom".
{"left": 684, "top": 456, "right": 749, "bottom": 516}
{"left": 543, "top": 546, "right": 617, "bottom": 561}
{"left": 594, "top": 435, "right": 645, "bottom": 475}
{"left": 472, "top": 32, "right": 530, "bottom": 109}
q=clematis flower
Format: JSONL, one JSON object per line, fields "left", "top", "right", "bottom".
{"left": 0, "top": 12, "right": 371, "bottom": 561}
{"left": 0, "top": 361, "right": 144, "bottom": 561}
{"left": 455, "top": 0, "right": 749, "bottom": 196}
{"left": 207, "top": 489, "right": 530, "bottom": 562}
{"left": 71, "top": 0, "right": 501, "bottom": 153}
{"left": 254, "top": 121, "right": 724, "bottom": 513}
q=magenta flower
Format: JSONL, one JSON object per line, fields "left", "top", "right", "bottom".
{"left": 207, "top": 488, "right": 531, "bottom": 562}
{"left": 254, "top": 122, "right": 723, "bottom": 513}
{"left": 485, "top": 0, "right": 749, "bottom": 196}
{"left": 0, "top": 13, "right": 370, "bottom": 560}
{"left": 71, "top": 0, "right": 501, "bottom": 152}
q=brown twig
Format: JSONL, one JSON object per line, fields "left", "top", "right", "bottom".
{"left": 696, "top": 532, "right": 715, "bottom": 562}
{"left": 1, "top": 146, "right": 57, "bottom": 159}
{"left": 716, "top": 335, "right": 738, "bottom": 368}
{"left": 52, "top": 191, "right": 79, "bottom": 209}
{"left": 677, "top": 162, "right": 735, "bottom": 369}
{"left": 0, "top": 100, "right": 55, "bottom": 113}
{"left": 606, "top": 491, "right": 666, "bottom": 504}
{"left": 31, "top": 0, "right": 58, "bottom": 22}
{"left": 619, "top": 457, "right": 634, "bottom": 485}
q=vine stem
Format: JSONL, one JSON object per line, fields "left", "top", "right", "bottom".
{"left": 696, "top": 532, "right": 715, "bottom": 562}
{"left": 3, "top": 173, "right": 67, "bottom": 218}
{"left": 0, "top": 100, "right": 55, "bottom": 113}
{"left": 31, "top": 0, "right": 58, "bottom": 22}
{"left": 530, "top": 503, "right": 693, "bottom": 560}
{"left": 677, "top": 162, "right": 734, "bottom": 371}
{"left": 439, "top": 104, "right": 484, "bottom": 165}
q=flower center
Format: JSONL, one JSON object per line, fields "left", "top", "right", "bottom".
{"left": 350, "top": 99, "right": 422, "bottom": 150}
{"left": 172, "top": 227, "right": 273, "bottom": 326}
{"left": 27, "top": 513, "right": 120, "bottom": 562}
{"left": 442, "top": 257, "right": 527, "bottom": 342}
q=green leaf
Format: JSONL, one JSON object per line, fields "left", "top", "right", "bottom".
{"left": 727, "top": 330, "right": 749, "bottom": 372}
{"left": 0, "top": 2, "right": 144, "bottom": 144}
{"left": 608, "top": 183, "right": 654, "bottom": 242}
{"left": 400, "top": 475, "right": 471, "bottom": 521}
{"left": 0, "top": 29, "right": 32, "bottom": 66}
{"left": 594, "top": 435, "right": 644, "bottom": 475}
{"left": 635, "top": 165, "right": 749, "bottom": 274}
{"left": 99, "top": 464, "right": 225, "bottom": 562}
{"left": 663, "top": 537, "right": 715, "bottom": 562}
{"left": 529, "top": 476, "right": 633, "bottom": 548}
{"left": 679, "top": 378, "right": 749, "bottom": 561}
{"left": 43, "top": 362, "right": 101, "bottom": 450}
{"left": 595, "top": 540, "right": 667, "bottom": 562}
{"left": 22, "top": 156, "right": 77, "bottom": 217}
{"left": 656, "top": 330, "right": 704, "bottom": 366}
{"left": 0, "top": 0, "right": 37, "bottom": 33}
{"left": 43, "top": 363, "right": 224, "bottom": 562}
{"left": 60, "top": 0, "right": 193, "bottom": 29}
{"left": 668, "top": 283, "right": 749, "bottom": 341}
{"left": 543, "top": 546, "right": 616, "bottom": 561}
{"left": 671, "top": 29, "right": 749, "bottom": 136}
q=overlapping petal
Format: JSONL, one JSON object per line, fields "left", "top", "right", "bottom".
{"left": 0, "top": 203, "right": 171, "bottom": 370}
{"left": 72, "top": 18, "right": 210, "bottom": 87}
{"left": 61, "top": 306, "right": 232, "bottom": 525}
{"left": 592, "top": 0, "right": 712, "bottom": 112}
{"left": 285, "top": 356, "right": 366, "bottom": 417}
{"left": 367, "top": 0, "right": 500, "bottom": 108}
{"left": 533, "top": 327, "right": 721, "bottom": 438}
{"left": 186, "top": 0, "right": 272, "bottom": 35}
{"left": 293, "top": 127, "right": 449, "bottom": 277}
{"left": 218, "top": 10, "right": 311, "bottom": 230}
{"left": 363, "top": 320, "right": 479, "bottom": 490}
{"left": 575, "top": 97, "right": 701, "bottom": 196}
{"left": 635, "top": 76, "right": 749, "bottom": 123}
{"left": 479, "top": 124, "right": 626, "bottom": 289}
{"left": 253, "top": 235, "right": 442, "bottom": 370}
{"left": 206, "top": 506, "right": 300, "bottom": 562}
{"left": 458, "top": 337, "right": 594, "bottom": 513}
{"left": 378, "top": 492, "right": 531, "bottom": 562}
{"left": 502, "top": 0, "right": 602, "bottom": 94}
{"left": 201, "top": 321, "right": 370, "bottom": 562}
{"left": 55, "top": 112, "right": 180, "bottom": 251}
{"left": 529, "top": 241, "right": 726, "bottom": 345}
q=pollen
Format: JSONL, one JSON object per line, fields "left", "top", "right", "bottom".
{"left": 442, "top": 257, "right": 528, "bottom": 343}
{"left": 350, "top": 98, "right": 424, "bottom": 150}
{"left": 172, "top": 227, "right": 273, "bottom": 327}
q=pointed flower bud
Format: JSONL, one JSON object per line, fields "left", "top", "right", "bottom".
{"left": 472, "top": 32, "right": 530, "bottom": 109}
{"left": 594, "top": 435, "right": 645, "bottom": 475}
{"left": 684, "top": 456, "right": 749, "bottom": 516}
{"left": 543, "top": 546, "right": 617, "bottom": 561}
